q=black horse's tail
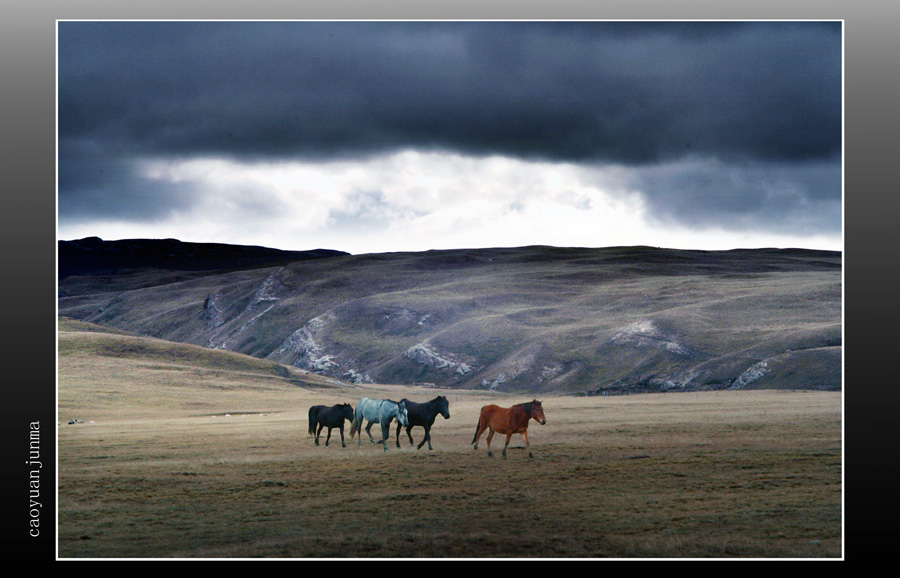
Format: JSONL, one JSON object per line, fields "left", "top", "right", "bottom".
{"left": 308, "top": 407, "right": 318, "bottom": 435}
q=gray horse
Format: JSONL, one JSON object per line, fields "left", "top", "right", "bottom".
{"left": 349, "top": 398, "right": 409, "bottom": 452}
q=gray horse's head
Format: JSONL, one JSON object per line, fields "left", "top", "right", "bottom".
{"left": 397, "top": 401, "right": 409, "bottom": 427}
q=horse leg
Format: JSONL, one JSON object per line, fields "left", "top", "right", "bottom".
{"left": 395, "top": 421, "right": 402, "bottom": 448}
{"left": 406, "top": 425, "right": 415, "bottom": 447}
{"left": 339, "top": 425, "right": 346, "bottom": 448}
{"left": 416, "top": 425, "right": 429, "bottom": 450}
{"left": 365, "top": 421, "right": 376, "bottom": 444}
{"left": 502, "top": 432, "right": 513, "bottom": 459}
{"left": 420, "top": 427, "right": 433, "bottom": 451}
{"left": 416, "top": 427, "right": 426, "bottom": 450}
{"left": 325, "top": 427, "right": 332, "bottom": 447}
{"left": 315, "top": 423, "right": 323, "bottom": 446}
{"left": 380, "top": 422, "right": 390, "bottom": 452}
{"left": 523, "top": 430, "right": 533, "bottom": 459}
{"left": 486, "top": 429, "right": 495, "bottom": 457}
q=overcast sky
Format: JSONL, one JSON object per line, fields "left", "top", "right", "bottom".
{"left": 56, "top": 20, "right": 842, "bottom": 254}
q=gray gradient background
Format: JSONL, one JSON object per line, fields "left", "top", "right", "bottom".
{"left": 2, "top": 0, "right": 889, "bottom": 562}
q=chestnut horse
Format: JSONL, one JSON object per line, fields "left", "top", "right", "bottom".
{"left": 471, "top": 399, "right": 546, "bottom": 459}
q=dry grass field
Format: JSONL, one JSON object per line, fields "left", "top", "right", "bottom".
{"left": 57, "top": 319, "right": 842, "bottom": 559}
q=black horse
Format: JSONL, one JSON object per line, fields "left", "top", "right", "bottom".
{"left": 308, "top": 403, "right": 354, "bottom": 447}
{"left": 394, "top": 396, "right": 451, "bottom": 450}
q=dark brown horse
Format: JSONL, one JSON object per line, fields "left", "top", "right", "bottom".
{"left": 395, "top": 396, "right": 450, "bottom": 450}
{"left": 308, "top": 403, "right": 354, "bottom": 447}
{"left": 471, "top": 399, "right": 546, "bottom": 459}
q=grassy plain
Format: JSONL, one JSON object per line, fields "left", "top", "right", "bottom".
{"left": 57, "top": 318, "right": 842, "bottom": 559}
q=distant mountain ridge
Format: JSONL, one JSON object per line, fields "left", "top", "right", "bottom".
{"left": 58, "top": 236, "right": 348, "bottom": 279}
{"left": 57, "top": 238, "right": 842, "bottom": 395}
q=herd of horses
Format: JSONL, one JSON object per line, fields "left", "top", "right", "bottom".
{"left": 307, "top": 396, "right": 547, "bottom": 459}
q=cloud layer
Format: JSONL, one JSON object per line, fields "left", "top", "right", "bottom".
{"left": 57, "top": 21, "right": 843, "bottom": 252}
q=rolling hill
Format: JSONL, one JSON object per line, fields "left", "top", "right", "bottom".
{"left": 57, "top": 238, "right": 842, "bottom": 395}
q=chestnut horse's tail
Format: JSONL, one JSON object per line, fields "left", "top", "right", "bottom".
{"left": 471, "top": 407, "right": 485, "bottom": 445}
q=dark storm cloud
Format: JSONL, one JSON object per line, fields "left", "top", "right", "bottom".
{"left": 56, "top": 139, "right": 198, "bottom": 222}
{"left": 58, "top": 20, "right": 841, "bottom": 164}
{"left": 56, "top": 20, "right": 842, "bottom": 243}
{"left": 625, "top": 158, "right": 843, "bottom": 235}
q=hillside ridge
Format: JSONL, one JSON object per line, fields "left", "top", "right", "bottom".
{"left": 57, "top": 239, "right": 842, "bottom": 395}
